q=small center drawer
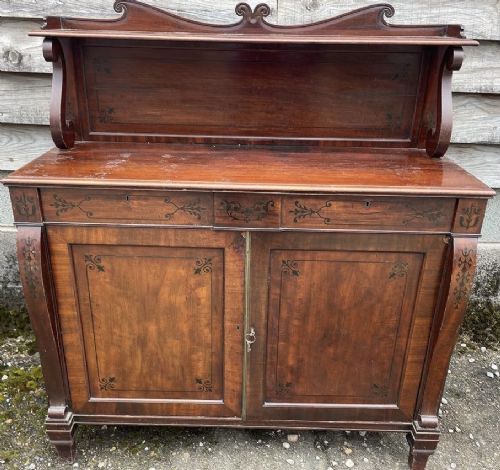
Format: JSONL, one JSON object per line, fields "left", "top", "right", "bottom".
{"left": 281, "top": 195, "right": 455, "bottom": 231}
{"left": 214, "top": 193, "right": 280, "bottom": 228}
{"left": 40, "top": 189, "right": 213, "bottom": 225}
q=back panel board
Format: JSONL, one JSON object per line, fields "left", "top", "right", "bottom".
{"left": 78, "top": 41, "right": 427, "bottom": 145}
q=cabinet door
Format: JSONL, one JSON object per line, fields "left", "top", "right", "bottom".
{"left": 47, "top": 226, "right": 244, "bottom": 418}
{"left": 247, "top": 232, "right": 447, "bottom": 423}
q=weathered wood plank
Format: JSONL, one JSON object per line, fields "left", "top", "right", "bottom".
{"left": 445, "top": 144, "right": 500, "bottom": 188}
{"left": 0, "top": 1, "right": 278, "bottom": 23}
{"left": 1, "top": 71, "right": 498, "bottom": 145}
{"left": 0, "top": 124, "right": 53, "bottom": 171}
{"left": 452, "top": 94, "right": 500, "bottom": 144}
{"left": 277, "top": 0, "right": 500, "bottom": 40}
{"left": 0, "top": 18, "right": 49, "bottom": 73}
{"left": 0, "top": 72, "right": 50, "bottom": 125}
{"left": 454, "top": 42, "right": 500, "bottom": 94}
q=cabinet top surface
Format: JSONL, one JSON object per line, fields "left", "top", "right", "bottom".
{"left": 4, "top": 143, "right": 493, "bottom": 197}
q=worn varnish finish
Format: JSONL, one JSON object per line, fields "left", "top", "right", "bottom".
{"left": 2, "top": 2, "right": 495, "bottom": 469}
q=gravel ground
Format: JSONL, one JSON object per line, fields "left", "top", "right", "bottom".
{"left": 1, "top": 337, "right": 499, "bottom": 470}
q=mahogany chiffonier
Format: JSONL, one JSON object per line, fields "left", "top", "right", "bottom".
{"left": 3, "top": 1, "right": 494, "bottom": 468}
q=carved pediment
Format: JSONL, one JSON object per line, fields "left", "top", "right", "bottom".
{"left": 41, "top": 1, "right": 462, "bottom": 39}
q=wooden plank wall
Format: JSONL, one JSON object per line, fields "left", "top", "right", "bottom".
{"left": 0, "top": 0, "right": 499, "bottom": 190}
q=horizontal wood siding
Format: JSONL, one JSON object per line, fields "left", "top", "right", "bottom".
{"left": 456, "top": 42, "right": 500, "bottom": 94}
{"left": 0, "top": 124, "right": 53, "bottom": 170}
{"left": 0, "top": 1, "right": 278, "bottom": 23}
{"left": 0, "top": 18, "right": 50, "bottom": 74}
{"left": 276, "top": 0, "right": 500, "bottom": 40}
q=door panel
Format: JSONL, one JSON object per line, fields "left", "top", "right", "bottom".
{"left": 47, "top": 226, "right": 244, "bottom": 418}
{"left": 248, "top": 232, "right": 447, "bottom": 423}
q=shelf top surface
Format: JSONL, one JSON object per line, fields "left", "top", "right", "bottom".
{"left": 31, "top": 30, "right": 477, "bottom": 46}
{"left": 4, "top": 143, "right": 493, "bottom": 197}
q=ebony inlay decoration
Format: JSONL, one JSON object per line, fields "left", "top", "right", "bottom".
{"left": 21, "top": 237, "right": 38, "bottom": 292}
{"left": 14, "top": 193, "right": 37, "bottom": 217}
{"left": 221, "top": 200, "right": 274, "bottom": 222}
{"left": 290, "top": 200, "right": 334, "bottom": 224}
{"left": 196, "top": 378, "right": 213, "bottom": 392}
{"left": 281, "top": 260, "right": 300, "bottom": 277}
{"left": 164, "top": 197, "right": 206, "bottom": 220}
{"left": 402, "top": 206, "right": 444, "bottom": 225}
{"left": 453, "top": 248, "right": 475, "bottom": 308}
{"left": 99, "top": 377, "right": 116, "bottom": 391}
{"left": 277, "top": 382, "right": 293, "bottom": 397}
{"left": 389, "top": 261, "right": 409, "bottom": 279}
{"left": 459, "top": 204, "right": 482, "bottom": 229}
{"left": 51, "top": 194, "right": 93, "bottom": 217}
{"left": 98, "top": 107, "right": 115, "bottom": 124}
{"left": 372, "top": 383, "right": 389, "bottom": 397}
{"left": 194, "top": 257, "right": 212, "bottom": 275}
{"left": 84, "top": 255, "right": 105, "bottom": 272}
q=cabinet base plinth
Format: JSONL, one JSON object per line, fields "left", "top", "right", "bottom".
{"left": 406, "top": 422, "right": 440, "bottom": 470}
{"left": 45, "top": 408, "right": 77, "bottom": 462}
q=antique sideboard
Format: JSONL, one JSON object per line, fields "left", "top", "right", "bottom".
{"left": 3, "top": 1, "right": 494, "bottom": 468}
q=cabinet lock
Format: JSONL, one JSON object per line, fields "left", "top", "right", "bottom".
{"left": 245, "top": 327, "right": 256, "bottom": 352}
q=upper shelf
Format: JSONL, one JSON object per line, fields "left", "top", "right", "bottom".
{"left": 32, "top": 0, "right": 477, "bottom": 46}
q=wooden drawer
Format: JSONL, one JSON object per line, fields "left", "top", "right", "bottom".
{"left": 40, "top": 189, "right": 213, "bottom": 225}
{"left": 214, "top": 193, "right": 280, "bottom": 228}
{"left": 281, "top": 196, "right": 455, "bottom": 231}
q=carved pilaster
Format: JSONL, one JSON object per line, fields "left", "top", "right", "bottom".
{"left": 415, "top": 236, "right": 477, "bottom": 430}
{"left": 16, "top": 226, "right": 75, "bottom": 459}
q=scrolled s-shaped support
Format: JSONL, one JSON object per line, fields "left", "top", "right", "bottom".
{"left": 425, "top": 46, "right": 464, "bottom": 158}
{"left": 43, "top": 38, "right": 75, "bottom": 149}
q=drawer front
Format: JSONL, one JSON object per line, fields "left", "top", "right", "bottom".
{"left": 282, "top": 196, "right": 455, "bottom": 231}
{"left": 214, "top": 193, "right": 280, "bottom": 228}
{"left": 40, "top": 189, "right": 213, "bottom": 225}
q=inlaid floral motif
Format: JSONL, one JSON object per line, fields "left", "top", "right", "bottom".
{"left": 221, "top": 200, "right": 274, "bottom": 222}
{"left": 22, "top": 237, "right": 38, "bottom": 292}
{"left": 14, "top": 193, "right": 36, "bottom": 218}
{"left": 99, "top": 376, "right": 116, "bottom": 391}
{"left": 402, "top": 206, "right": 444, "bottom": 225}
{"left": 51, "top": 194, "right": 93, "bottom": 217}
{"left": 282, "top": 260, "right": 300, "bottom": 277}
{"left": 85, "top": 255, "right": 105, "bottom": 272}
{"left": 164, "top": 197, "right": 207, "bottom": 220}
{"left": 277, "top": 382, "right": 293, "bottom": 397}
{"left": 371, "top": 383, "right": 389, "bottom": 397}
{"left": 196, "top": 378, "right": 213, "bottom": 392}
{"left": 459, "top": 204, "right": 481, "bottom": 229}
{"left": 194, "top": 257, "right": 212, "bottom": 275}
{"left": 453, "top": 248, "right": 475, "bottom": 308}
{"left": 98, "top": 107, "right": 115, "bottom": 124}
{"left": 389, "top": 261, "right": 408, "bottom": 279}
{"left": 290, "top": 200, "right": 334, "bottom": 224}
